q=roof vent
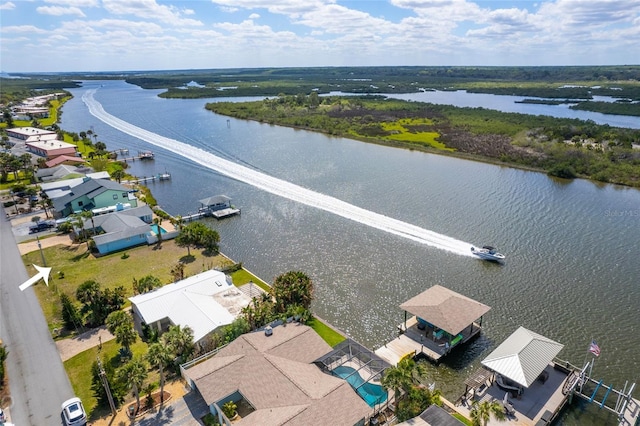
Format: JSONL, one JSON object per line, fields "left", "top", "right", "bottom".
{"left": 265, "top": 326, "right": 273, "bottom": 337}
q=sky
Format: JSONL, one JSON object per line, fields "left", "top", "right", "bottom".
{"left": 1, "top": 0, "right": 639, "bottom": 73}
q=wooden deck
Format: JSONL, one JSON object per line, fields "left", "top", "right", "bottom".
{"left": 210, "top": 207, "right": 241, "bottom": 219}
{"left": 454, "top": 363, "right": 571, "bottom": 426}
{"left": 380, "top": 316, "right": 483, "bottom": 364}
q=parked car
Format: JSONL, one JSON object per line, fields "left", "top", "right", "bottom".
{"left": 29, "top": 221, "right": 55, "bottom": 234}
{"left": 61, "top": 397, "right": 86, "bottom": 426}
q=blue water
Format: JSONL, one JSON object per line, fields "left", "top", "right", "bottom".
{"left": 332, "top": 366, "right": 388, "bottom": 407}
{"left": 150, "top": 224, "right": 166, "bottom": 234}
{"left": 59, "top": 80, "right": 640, "bottom": 425}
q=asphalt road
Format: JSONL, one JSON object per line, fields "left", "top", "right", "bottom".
{"left": 1, "top": 213, "right": 75, "bottom": 425}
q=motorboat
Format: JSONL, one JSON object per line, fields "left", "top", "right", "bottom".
{"left": 471, "top": 245, "right": 505, "bottom": 262}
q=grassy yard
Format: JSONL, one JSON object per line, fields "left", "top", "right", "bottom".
{"left": 308, "top": 317, "right": 346, "bottom": 347}
{"left": 64, "top": 338, "right": 152, "bottom": 420}
{"left": 21, "top": 239, "right": 234, "bottom": 331}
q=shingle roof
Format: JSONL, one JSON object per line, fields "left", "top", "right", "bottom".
{"left": 481, "top": 326, "right": 564, "bottom": 387}
{"left": 399, "top": 285, "right": 491, "bottom": 335}
{"left": 186, "top": 324, "right": 372, "bottom": 426}
{"left": 90, "top": 212, "right": 151, "bottom": 245}
{"left": 53, "top": 178, "right": 130, "bottom": 211}
{"left": 199, "top": 195, "right": 231, "bottom": 206}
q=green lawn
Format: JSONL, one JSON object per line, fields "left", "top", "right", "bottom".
{"left": 64, "top": 338, "right": 151, "bottom": 420}
{"left": 308, "top": 317, "right": 346, "bottom": 347}
{"left": 230, "top": 269, "right": 271, "bottom": 292}
{"left": 21, "top": 240, "right": 234, "bottom": 331}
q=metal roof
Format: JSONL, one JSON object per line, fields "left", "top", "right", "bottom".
{"left": 399, "top": 285, "right": 491, "bottom": 336}
{"left": 129, "top": 269, "right": 251, "bottom": 342}
{"left": 481, "top": 326, "right": 564, "bottom": 388}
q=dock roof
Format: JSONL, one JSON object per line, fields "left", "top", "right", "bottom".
{"left": 199, "top": 195, "right": 231, "bottom": 206}
{"left": 399, "top": 285, "right": 491, "bottom": 336}
{"left": 481, "top": 326, "right": 564, "bottom": 388}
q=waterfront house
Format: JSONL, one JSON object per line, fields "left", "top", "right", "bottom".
{"left": 129, "top": 270, "right": 252, "bottom": 345}
{"left": 51, "top": 178, "right": 137, "bottom": 218}
{"left": 183, "top": 323, "right": 372, "bottom": 426}
{"left": 81, "top": 205, "right": 153, "bottom": 255}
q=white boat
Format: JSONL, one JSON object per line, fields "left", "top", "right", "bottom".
{"left": 471, "top": 245, "right": 505, "bottom": 262}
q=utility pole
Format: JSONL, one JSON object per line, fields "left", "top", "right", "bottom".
{"left": 36, "top": 235, "right": 46, "bottom": 266}
{"left": 97, "top": 357, "right": 117, "bottom": 416}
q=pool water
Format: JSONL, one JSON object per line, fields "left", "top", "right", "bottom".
{"left": 151, "top": 224, "right": 167, "bottom": 234}
{"left": 332, "top": 366, "right": 388, "bottom": 407}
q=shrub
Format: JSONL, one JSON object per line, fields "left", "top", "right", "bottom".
{"left": 222, "top": 401, "right": 237, "bottom": 419}
{"left": 548, "top": 164, "right": 577, "bottom": 179}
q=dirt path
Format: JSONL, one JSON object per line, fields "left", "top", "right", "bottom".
{"left": 17, "top": 233, "right": 78, "bottom": 255}
{"left": 55, "top": 326, "right": 116, "bottom": 362}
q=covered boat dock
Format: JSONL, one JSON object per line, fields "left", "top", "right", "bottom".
{"left": 456, "top": 326, "right": 570, "bottom": 425}
{"left": 375, "top": 285, "right": 490, "bottom": 365}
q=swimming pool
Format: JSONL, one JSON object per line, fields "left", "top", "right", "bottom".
{"left": 151, "top": 224, "right": 166, "bottom": 234}
{"left": 332, "top": 366, "right": 388, "bottom": 407}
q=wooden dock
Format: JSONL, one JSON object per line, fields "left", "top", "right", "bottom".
{"left": 126, "top": 172, "right": 170, "bottom": 184}
{"left": 210, "top": 207, "right": 240, "bottom": 219}
{"left": 181, "top": 207, "right": 241, "bottom": 222}
{"left": 121, "top": 151, "right": 154, "bottom": 162}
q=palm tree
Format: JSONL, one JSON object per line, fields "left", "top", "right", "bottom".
{"left": 146, "top": 343, "right": 173, "bottom": 403}
{"left": 381, "top": 357, "right": 428, "bottom": 401}
{"left": 161, "top": 325, "right": 194, "bottom": 364}
{"left": 79, "top": 210, "right": 95, "bottom": 236}
{"left": 71, "top": 213, "right": 86, "bottom": 242}
{"left": 171, "top": 214, "right": 184, "bottom": 231}
{"left": 470, "top": 399, "right": 507, "bottom": 426}
{"left": 272, "top": 271, "right": 314, "bottom": 313}
{"left": 111, "top": 169, "right": 125, "bottom": 183}
{"left": 116, "top": 356, "right": 148, "bottom": 414}
{"left": 106, "top": 310, "right": 137, "bottom": 356}
{"left": 153, "top": 217, "right": 163, "bottom": 247}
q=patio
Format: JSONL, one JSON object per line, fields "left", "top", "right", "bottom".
{"left": 456, "top": 364, "right": 570, "bottom": 425}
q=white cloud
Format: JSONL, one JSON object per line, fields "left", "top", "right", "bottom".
{"left": 211, "top": 0, "right": 326, "bottom": 19}
{"left": 0, "top": 25, "right": 48, "bottom": 34}
{"left": 102, "top": 0, "right": 204, "bottom": 26}
{"left": 293, "top": 3, "right": 395, "bottom": 35}
{"left": 44, "top": 0, "right": 98, "bottom": 6}
{"left": 249, "top": 13, "right": 260, "bottom": 19}
{"left": 37, "top": 5, "right": 86, "bottom": 17}
{"left": 219, "top": 6, "right": 239, "bottom": 13}
{"left": 0, "top": 2, "right": 15, "bottom": 10}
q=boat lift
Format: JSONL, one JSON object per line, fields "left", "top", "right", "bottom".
{"left": 571, "top": 359, "right": 638, "bottom": 424}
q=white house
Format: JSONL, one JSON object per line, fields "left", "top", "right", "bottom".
{"left": 129, "top": 269, "right": 252, "bottom": 344}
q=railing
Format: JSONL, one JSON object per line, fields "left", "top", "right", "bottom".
{"left": 179, "top": 342, "right": 230, "bottom": 385}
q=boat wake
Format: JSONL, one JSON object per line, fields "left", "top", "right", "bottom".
{"left": 82, "top": 89, "right": 474, "bottom": 256}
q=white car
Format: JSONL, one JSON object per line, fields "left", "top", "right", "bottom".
{"left": 61, "top": 397, "right": 87, "bottom": 426}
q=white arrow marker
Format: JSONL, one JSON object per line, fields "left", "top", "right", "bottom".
{"left": 19, "top": 265, "right": 52, "bottom": 291}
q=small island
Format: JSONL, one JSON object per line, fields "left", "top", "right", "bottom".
{"left": 206, "top": 93, "right": 640, "bottom": 188}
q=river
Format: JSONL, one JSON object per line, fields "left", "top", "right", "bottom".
{"left": 60, "top": 80, "right": 639, "bottom": 425}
